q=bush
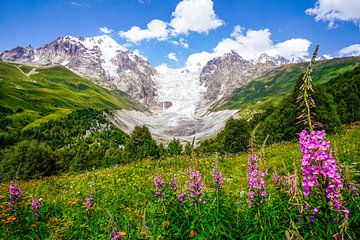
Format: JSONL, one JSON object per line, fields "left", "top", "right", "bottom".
{"left": 122, "top": 126, "right": 159, "bottom": 162}
{"left": 0, "top": 140, "right": 56, "bottom": 181}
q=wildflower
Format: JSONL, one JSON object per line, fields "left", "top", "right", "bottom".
{"left": 32, "top": 198, "right": 40, "bottom": 217}
{"left": 342, "top": 209, "right": 349, "bottom": 215}
{"left": 212, "top": 168, "right": 224, "bottom": 189}
{"left": 247, "top": 153, "right": 267, "bottom": 205}
{"left": 313, "top": 208, "right": 318, "bottom": 214}
{"left": 178, "top": 190, "right": 187, "bottom": 203}
{"left": 154, "top": 176, "right": 166, "bottom": 196}
{"left": 188, "top": 170, "right": 206, "bottom": 205}
{"left": 169, "top": 178, "right": 177, "bottom": 191}
{"left": 111, "top": 230, "right": 126, "bottom": 240}
{"left": 9, "top": 184, "right": 22, "bottom": 210}
{"left": 83, "top": 196, "right": 94, "bottom": 210}
{"left": 272, "top": 174, "right": 282, "bottom": 185}
{"left": 299, "top": 130, "right": 343, "bottom": 198}
{"left": 310, "top": 215, "right": 315, "bottom": 223}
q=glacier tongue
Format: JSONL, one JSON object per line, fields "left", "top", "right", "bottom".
{"left": 109, "top": 64, "right": 238, "bottom": 142}
{"left": 154, "top": 65, "right": 206, "bottom": 118}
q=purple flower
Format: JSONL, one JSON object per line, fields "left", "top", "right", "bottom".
{"left": 212, "top": 169, "right": 224, "bottom": 189}
{"left": 313, "top": 208, "right": 318, "bottom": 214}
{"left": 178, "top": 190, "right": 187, "bottom": 203}
{"left": 154, "top": 176, "right": 166, "bottom": 198}
{"left": 299, "top": 130, "right": 343, "bottom": 199}
{"left": 342, "top": 209, "right": 350, "bottom": 215}
{"left": 310, "top": 215, "right": 315, "bottom": 223}
{"left": 188, "top": 170, "right": 206, "bottom": 205}
{"left": 32, "top": 199, "right": 40, "bottom": 217}
{"left": 248, "top": 152, "right": 267, "bottom": 204}
{"left": 170, "top": 178, "right": 177, "bottom": 191}
{"left": 9, "top": 184, "right": 22, "bottom": 209}
{"left": 84, "top": 197, "right": 94, "bottom": 209}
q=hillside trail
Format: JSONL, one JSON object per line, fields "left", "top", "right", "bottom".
{"left": 16, "top": 65, "right": 38, "bottom": 78}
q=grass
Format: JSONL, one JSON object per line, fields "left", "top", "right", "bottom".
{"left": 0, "top": 61, "right": 136, "bottom": 130}
{"left": 221, "top": 56, "right": 360, "bottom": 111}
{"left": 0, "top": 123, "right": 359, "bottom": 238}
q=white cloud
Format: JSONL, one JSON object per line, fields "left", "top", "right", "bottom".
{"left": 170, "top": 0, "right": 224, "bottom": 35}
{"left": 339, "top": 44, "right": 360, "bottom": 56}
{"left": 167, "top": 52, "right": 179, "bottom": 62}
{"left": 171, "top": 38, "right": 189, "bottom": 48}
{"left": 119, "top": 0, "right": 223, "bottom": 43}
{"left": 71, "top": 2, "right": 90, "bottom": 8}
{"left": 306, "top": 0, "right": 360, "bottom": 28}
{"left": 119, "top": 19, "right": 169, "bottom": 43}
{"left": 99, "top": 26, "right": 113, "bottom": 34}
{"left": 267, "top": 39, "right": 312, "bottom": 60}
{"left": 186, "top": 26, "right": 312, "bottom": 68}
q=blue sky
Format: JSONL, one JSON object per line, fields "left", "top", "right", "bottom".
{"left": 0, "top": 0, "right": 359, "bottom": 67}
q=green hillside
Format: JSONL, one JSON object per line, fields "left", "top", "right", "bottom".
{"left": 221, "top": 56, "right": 360, "bottom": 111}
{"left": 0, "top": 61, "right": 135, "bottom": 130}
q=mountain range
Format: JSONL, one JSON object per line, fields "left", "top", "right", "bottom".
{"left": 0, "top": 35, "right": 358, "bottom": 141}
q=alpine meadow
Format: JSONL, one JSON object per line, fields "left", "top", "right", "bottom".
{"left": 0, "top": 0, "right": 360, "bottom": 239}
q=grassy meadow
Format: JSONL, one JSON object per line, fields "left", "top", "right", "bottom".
{"left": 1, "top": 123, "right": 359, "bottom": 239}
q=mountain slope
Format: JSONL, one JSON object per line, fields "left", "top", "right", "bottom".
{"left": 219, "top": 56, "right": 360, "bottom": 111}
{"left": 0, "top": 61, "right": 136, "bottom": 130}
{"left": 0, "top": 35, "right": 157, "bottom": 105}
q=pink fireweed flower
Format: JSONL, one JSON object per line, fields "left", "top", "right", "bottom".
{"left": 212, "top": 168, "right": 224, "bottom": 189}
{"left": 248, "top": 153, "right": 267, "bottom": 205}
{"left": 272, "top": 173, "right": 282, "bottom": 186}
{"left": 84, "top": 197, "right": 94, "bottom": 209}
{"left": 189, "top": 170, "right": 206, "bottom": 205}
{"left": 32, "top": 198, "right": 40, "bottom": 217}
{"left": 178, "top": 189, "right": 187, "bottom": 203}
{"left": 170, "top": 178, "right": 177, "bottom": 191}
{"left": 299, "top": 129, "right": 343, "bottom": 198}
{"left": 9, "top": 184, "right": 22, "bottom": 209}
{"left": 154, "top": 176, "right": 166, "bottom": 196}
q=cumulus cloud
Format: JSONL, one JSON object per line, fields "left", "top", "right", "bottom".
{"left": 339, "top": 44, "right": 360, "bottom": 56}
{"left": 186, "top": 25, "right": 312, "bottom": 69}
{"left": 119, "top": 19, "right": 169, "bottom": 43}
{"left": 99, "top": 26, "right": 113, "bottom": 34}
{"left": 171, "top": 38, "right": 189, "bottom": 48}
{"left": 167, "top": 52, "right": 179, "bottom": 62}
{"left": 306, "top": 0, "right": 360, "bottom": 28}
{"left": 170, "top": 0, "right": 224, "bottom": 35}
{"left": 119, "top": 0, "right": 223, "bottom": 43}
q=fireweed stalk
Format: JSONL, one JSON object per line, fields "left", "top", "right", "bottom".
{"left": 297, "top": 45, "right": 349, "bottom": 224}
{"left": 9, "top": 184, "right": 22, "bottom": 210}
{"left": 212, "top": 168, "right": 224, "bottom": 189}
{"left": 247, "top": 152, "right": 267, "bottom": 205}
{"left": 189, "top": 170, "right": 206, "bottom": 205}
{"left": 32, "top": 198, "right": 40, "bottom": 218}
{"left": 154, "top": 176, "right": 166, "bottom": 202}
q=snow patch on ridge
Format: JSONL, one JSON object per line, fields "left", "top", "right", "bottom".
{"left": 80, "top": 35, "right": 128, "bottom": 77}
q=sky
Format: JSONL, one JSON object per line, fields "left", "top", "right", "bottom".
{"left": 0, "top": 0, "right": 359, "bottom": 68}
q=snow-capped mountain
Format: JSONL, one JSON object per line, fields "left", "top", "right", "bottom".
{"left": 197, "top": 51, "right": 276, "bottom": 111}
{"left": 256, "top": 53, "right": 290, "bottom": 66}
{"left": 0, "top": 35, "right": 157, "bottom": 104}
